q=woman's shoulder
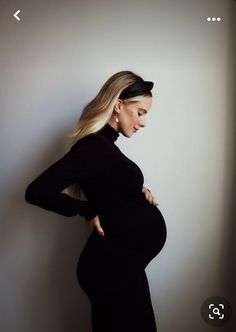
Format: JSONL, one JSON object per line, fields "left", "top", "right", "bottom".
{"left": 69, "top": 133, "right": 106, "bottom": 154}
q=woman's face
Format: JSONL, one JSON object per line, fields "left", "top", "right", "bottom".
{"left": 116, "top": 96, "right": 153, "bottom": 137}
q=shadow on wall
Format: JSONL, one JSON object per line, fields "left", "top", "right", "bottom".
{"left": 0, "top": 134, "right": 91, "bottom": 332}
{"left": 219, "top": 1, "right": 236, "bottom": 330}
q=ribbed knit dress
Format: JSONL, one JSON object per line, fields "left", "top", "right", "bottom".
{"left": 25, "top": 123, "right": 167, "bottom": 332}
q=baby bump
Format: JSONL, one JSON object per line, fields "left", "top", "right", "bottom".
{"left": 77, "top": 204, "right": 167, "bottom": 297}
{"left": 98, "top": 200, "right": 167, "bottom": 255}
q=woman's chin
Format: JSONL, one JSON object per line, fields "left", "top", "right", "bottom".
{"left": 122, "top": 128, "right": 136, "bottom": 138}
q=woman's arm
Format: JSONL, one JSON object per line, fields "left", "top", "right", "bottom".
{"left": 25, "top": 138, "right": 100, "bottom": 221}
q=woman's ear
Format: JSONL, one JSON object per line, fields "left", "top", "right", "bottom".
{"left": 114, "top": 99, "right": 123, "bottom": 113}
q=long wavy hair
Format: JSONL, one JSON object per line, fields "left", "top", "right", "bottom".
{"left": 63, "top": 70, "right": 152, "bottom": 199}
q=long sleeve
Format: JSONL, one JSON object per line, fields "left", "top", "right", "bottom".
{"left": 24, "top": 137, "right": 100, "bottom": 221}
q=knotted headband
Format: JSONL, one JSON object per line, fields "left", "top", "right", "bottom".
{"left": 119, "top": 80, "right": 154, "bottom": 100}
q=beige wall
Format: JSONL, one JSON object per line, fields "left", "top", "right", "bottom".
{"left": 0, "top": 0, "right": 235, "bottom": 331}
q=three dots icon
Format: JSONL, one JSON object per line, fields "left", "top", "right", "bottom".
{"left": 207, "top": 17, "right": 221, "bottom": 22}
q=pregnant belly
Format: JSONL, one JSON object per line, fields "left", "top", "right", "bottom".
{"left": 98, "top": 198, "right": 167, "bottom": 258}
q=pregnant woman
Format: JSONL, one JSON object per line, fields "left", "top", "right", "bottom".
{"left": 25, "top": 70, "right": 167, "bottom": 332}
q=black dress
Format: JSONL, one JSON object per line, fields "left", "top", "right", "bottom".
{"left": 25, "top": 123, "right": 167, "bottom": 332}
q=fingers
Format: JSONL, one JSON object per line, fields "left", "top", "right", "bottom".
{"left": 141, "top": 186, "right": 146, "bottom": 193}
{"left": 144, "top": 189, "right": 159, "bottom": 206}
{"left": 94, "top": 217, "right": 105, "bottom": 236}
{"left": 86, "top": 216, "right": 105, "bottom": 237}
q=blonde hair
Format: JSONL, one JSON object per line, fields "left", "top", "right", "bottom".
{"left": 63, "top": 70, "right": 152, "bottom": 199}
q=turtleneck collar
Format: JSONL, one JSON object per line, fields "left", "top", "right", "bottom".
{"left": 99, "top": 123, "right": 119, "bottom": 142}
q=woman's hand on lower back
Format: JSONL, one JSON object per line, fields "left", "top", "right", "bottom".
{"left": 87, "top": 215, "right": 105, "bottom": 237}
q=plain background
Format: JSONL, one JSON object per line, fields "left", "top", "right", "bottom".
{"left": 0, "top": 0, "right": 235, "bottom": 331}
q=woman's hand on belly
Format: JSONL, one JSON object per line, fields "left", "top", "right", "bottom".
{"left": 87, "top": 215, "right": 105, "bottom": 238}
{"left": 142, "top": 186, "right": 159, "bottom": 207}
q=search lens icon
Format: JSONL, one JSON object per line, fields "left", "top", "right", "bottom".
{"left": 213, "top": 307, "right": 221, "bottom": 315}
{"left": 201, "top": 296, "right": 232, "bottom": 327}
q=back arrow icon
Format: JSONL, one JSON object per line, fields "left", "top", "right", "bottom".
{"left": 14, "top": 10, "right": 21, "bottom": 21}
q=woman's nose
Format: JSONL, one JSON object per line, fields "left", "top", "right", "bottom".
{"left": 139, "top": 117, "right": 146, "bottom": 127}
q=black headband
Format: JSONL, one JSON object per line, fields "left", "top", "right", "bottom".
{"left": 119, "top": 80, "right": 154, "bottom": 100}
